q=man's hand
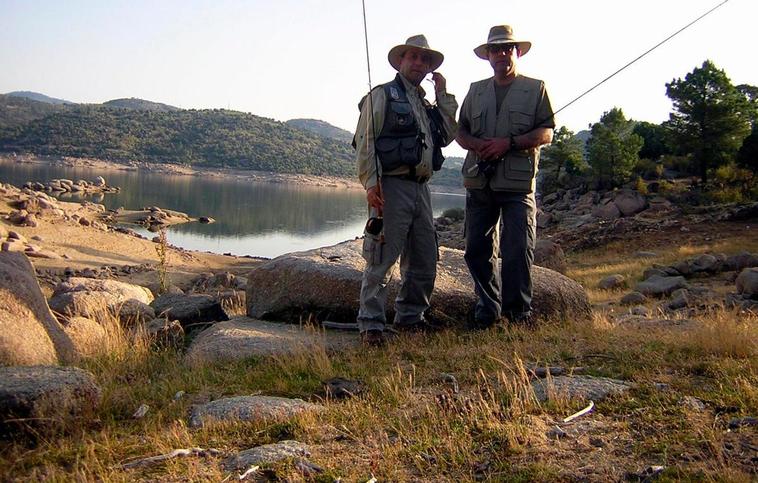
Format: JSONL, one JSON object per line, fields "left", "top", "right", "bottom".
{"left": 477, "top": 137, "right": 511, "bottom": 160}
{"left": 431, "top": 72, "right": 446, "bottom": 94}
{"left": 366, "top": 185, "right": 384, "bottom": 214}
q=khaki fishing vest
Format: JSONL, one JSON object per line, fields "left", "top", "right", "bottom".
{"left": 461, "top": 75, "right": 544, "bottom": 193}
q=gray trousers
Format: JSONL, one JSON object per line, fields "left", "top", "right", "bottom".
{"left": 464, "top": 187, "right": 536, "bottom": 324}
{"left": 357, "top": 176, "right": 437, "bottom": 332}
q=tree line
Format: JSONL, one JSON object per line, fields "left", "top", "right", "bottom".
{"left": 540, "top": 60, "right": 757, "bottom": 202}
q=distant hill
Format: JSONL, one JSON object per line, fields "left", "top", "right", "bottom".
{"left": 575, "top": 129, "right": 591, "bottom": 144}
{"left": 6, "top": 91, "right": 74, "bottom": 105}
{"left": 286, "top": 118, "right": 353, "bottom": 144}
{"left": 0, "top": 106, "right": 354, "bottom": 177}
{"left": 103, "top": 98, "right": 180, "bottom": 112}
{"left": 0, "top": 94, "right": 66, "bottom": 129}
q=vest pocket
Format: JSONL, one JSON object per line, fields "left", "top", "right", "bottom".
{"left": 509, "top": 109, "right": 534, "bottom": 134}
{"left": 505, "top": 152, "right": 535, "bottom": 181}
{"left": 376, "top": 136, "right": 421, "bottom": 171}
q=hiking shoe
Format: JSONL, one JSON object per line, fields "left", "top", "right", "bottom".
{"left": 360, "top": 329, "right": 386, "bottom": 347}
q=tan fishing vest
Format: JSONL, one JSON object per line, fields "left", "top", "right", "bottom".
{"left": 461, "top": 75, "right": 544, "bottom": 193}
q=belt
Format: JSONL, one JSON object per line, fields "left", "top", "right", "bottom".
{"left": 383, "top": 174, "right": 429, "bottom": 184}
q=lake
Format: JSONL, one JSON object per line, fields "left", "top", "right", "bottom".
{"left": 0, "top": 159, "right": 465, "bottom": 258}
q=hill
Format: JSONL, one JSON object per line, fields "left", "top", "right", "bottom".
{"left": 286, "top": 118, "right": 353, "bottom": 144}
{"left": 0, "top": 106, "right": 354, "bottom": 176}
{"left": 103, "top": 98, "right": 180, "bottom": 112}
{"left": 0, "top": 94, "right": 66, "bottom": 129}
{"left": 5, "top": 91, "right": 74, "bottom": 105}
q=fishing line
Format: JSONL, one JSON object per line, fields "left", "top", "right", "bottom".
{"left": 551, "top": 0, "right": 731, "bottom": 119}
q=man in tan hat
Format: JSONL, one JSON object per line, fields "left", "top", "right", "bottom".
{"left": 353, "top": 34, "right": 458, "bottom": 346}
{"left": 456, "top": 25, "right": 555, "bottom": 328}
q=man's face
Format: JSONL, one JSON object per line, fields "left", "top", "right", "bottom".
{"left": 398, "top": 47, "right": 433, "bottom": 85}
{"left": 487, "top": 43, "right": 519, "bottom": 77}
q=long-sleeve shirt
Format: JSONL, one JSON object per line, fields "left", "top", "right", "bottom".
{"left": 354, "top": 74, "right": 458, "bottom": 189}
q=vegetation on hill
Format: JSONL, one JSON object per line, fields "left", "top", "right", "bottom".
{"left": 0, "top": 94, "right": 65, "bottom": 129}
{"left": 0, "top": 106, "right": 354, "bottom": 176}
{"left": 285, "top": 118, "right": 353, "bottom": 144}
{"left": 102, "top": 98, "right": 180, "bottom": 112}
{"left": 5, "top": 90, "right": 74, "bottom": 105}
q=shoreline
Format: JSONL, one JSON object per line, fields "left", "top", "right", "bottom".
{"left": 0, "top": 153, "right": 465, "bottom": 195}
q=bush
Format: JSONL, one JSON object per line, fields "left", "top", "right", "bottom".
{"left": 633, "top": 158, "right": 662, "bottom": 180}
{"left": 634, "top": 177, "right": 648, "bottom": 195}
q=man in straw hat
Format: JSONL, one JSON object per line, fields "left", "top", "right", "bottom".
{"left": 456, "top": 25, "right": 555, "bottom": 329}
{"left": 353, "top": 34, "right": 458, "bottom": 346}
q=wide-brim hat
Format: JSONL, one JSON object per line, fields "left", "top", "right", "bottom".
{"left": 474, "top": 25, "right": 531, "bottom": 60}
{"left": 388, "top": 34, "right": 444, "bottom": 72}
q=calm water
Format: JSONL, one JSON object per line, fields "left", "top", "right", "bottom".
{"left": 0, "top": 160, "right": 464, "bottom": 258}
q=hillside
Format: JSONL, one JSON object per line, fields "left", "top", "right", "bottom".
{"left": 286, "top": 118, "right": 353, "bottom": 144}
{"left": 103, "top": 98, "right": 180, "bottom": 112}
{"left": 0, "top": 94, "right": 65, "bottom": 129}
{"left": 5, "top": 90, "right": 74, "bottom": 105}
{"left": 0, "top": 106, "right": 354, "bottom": 176}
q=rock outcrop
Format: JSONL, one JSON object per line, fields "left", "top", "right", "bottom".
{"left": 246, "top": 239, "right": 591, "bottom": 325}
{"left": 49, "top": 277, "right": 154, "bottom": 322}
{"left": 0, "top": 366, "right": 101, "bottom": 436}
{"left": 188, "top": 395, "right": 322, "bottom": 428}
{"left": 0, "top": 252, "right": 77, "bottom": 365}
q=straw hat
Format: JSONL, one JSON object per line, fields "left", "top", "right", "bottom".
{"left": 388, "top": 34, "right": 444, "bottom": 71}
{"left": 473, "top": 25, "right": 531, "bottom": 59}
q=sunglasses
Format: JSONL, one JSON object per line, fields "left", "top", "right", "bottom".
{"left": 487, "top": 43, "right": 518, "bottom": 54}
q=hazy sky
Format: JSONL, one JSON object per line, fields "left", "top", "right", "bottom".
{"left": 1, "top": 0, "right": 755, "bottom": 157}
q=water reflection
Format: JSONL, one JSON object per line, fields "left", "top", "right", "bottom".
{"left": 0, "top": 159, "right": 464, "bottom": 257}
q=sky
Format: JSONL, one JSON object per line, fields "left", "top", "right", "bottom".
{"left": 1, "top": 0, "right": 755, "bottom": 157}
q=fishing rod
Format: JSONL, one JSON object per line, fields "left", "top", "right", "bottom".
{"left": 360, "top": 0, "right": 383, "bottom": 237}
{"left": 552, "top": 0, "right": 731, "bottom": 120}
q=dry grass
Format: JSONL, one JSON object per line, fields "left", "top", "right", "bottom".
{"left": 2, "top": 232, "right": 757, "bottom": 481}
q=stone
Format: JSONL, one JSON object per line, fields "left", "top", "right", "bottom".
{"left": 25, "top": 249, "right": 61, "bottom": 259}
{"left": 635, "top": 275, "right": 688, "bottom": 297}
{"left": 188, "top": 395, "right": 322, "bottom": 428}
{"left": 592, "top": 200, "right": 621, "bottom": 220}
{"left": 150, "top": 293, "right": 229, "bottom": 328}
{"left": 117, "top": 299, "right": 156, "bottom": 325}
{"left": 690, "top": 254, "right": 720, "bottom": 274}
{"left": 642, "top": 268, "right": 667, "bottom": 280}
{"left": 146, "top": 318, "right": 184, "bottom": 347}
{"left": 612, "top": 189, "right": 648, "bottom": 216}
{"left": 735, "top": 267, "right": 758, "bottom": 298}
{"left": 630, "top": 305, "right": 650, "bottom": 316}
{"left": 666, "top": 289, "right": 690, "bottom": 311}
{"left": 634, "top": 251, "right": 658, "bottom": 258}
{"left": 724, "top": 252, "right": 758, "bottom": 272}
{"left": 536, "top": 210, "right": 554, "bottom": 229}
{"left": 531, "top": 375, "right": 632, "bottom": 402}
{"left": 222, "top": 441, "right": 309, "bottom": 471}
{"left": 533, "top": 239, "right": 566, "bottom": 274}
{"left": 245, "top": 239, "right": 591, "bottom": 326}
{"left": 49, "top": 277, "right": 154, "bottom": 320}
{"left": 0, "top": 366, "right": 101, "bottom": 436}
{"left": 680, "top": 396, "right": 705, "bottom": 412}
{"left": 323, "top": 377, "right": 365, "bottom": 399}
{"left": 7, "top": 231, "right": 26, "bottom": 243}
{"left": 1, "top": 252, "right": 77, "bottom": 365}
{"left": 598, "top": 274, "right": 625, "bottom": 290}
{"left": 62, "top": 316, "right": 107, "bottom": 358}
{"left": 185, "top": 317, "right": 356, "bottom": 366}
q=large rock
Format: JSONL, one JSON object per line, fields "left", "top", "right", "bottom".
{"left": 736, "top": 267, "right": 758, "bottom": 298}
{"left": 150, "top": 293, "right": 229, "bottom": 328}
{"left": 189, "top": 395, "right": 322, "bottom": 428}
{"left": 49, "top": 277, "right": 154, "bottom": 320}
{"left": 62, "top": 316, "right": 107, "bottom": 358}
{"left": 185, "top": 317, "right": 356, "bottom": 366}
{"left": 246, "top": 240, "right": 590, "bottom": 325}
{"left": 634, "top": 275, "right": 688, "bottom": 297}
{"left": 612, "top": 189, "right": 648, "bottom": 217}
{"left": 534, "top": 239, "right": 566, "bottom": 274}
{"left": 1, "top": 252, "right": 77, "bottom": 365}
{"left": 0, "top": 366, "right": 101, "bottom": 436}
{"left": 223, "top": 441, "right": 310, "bottom": 471}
